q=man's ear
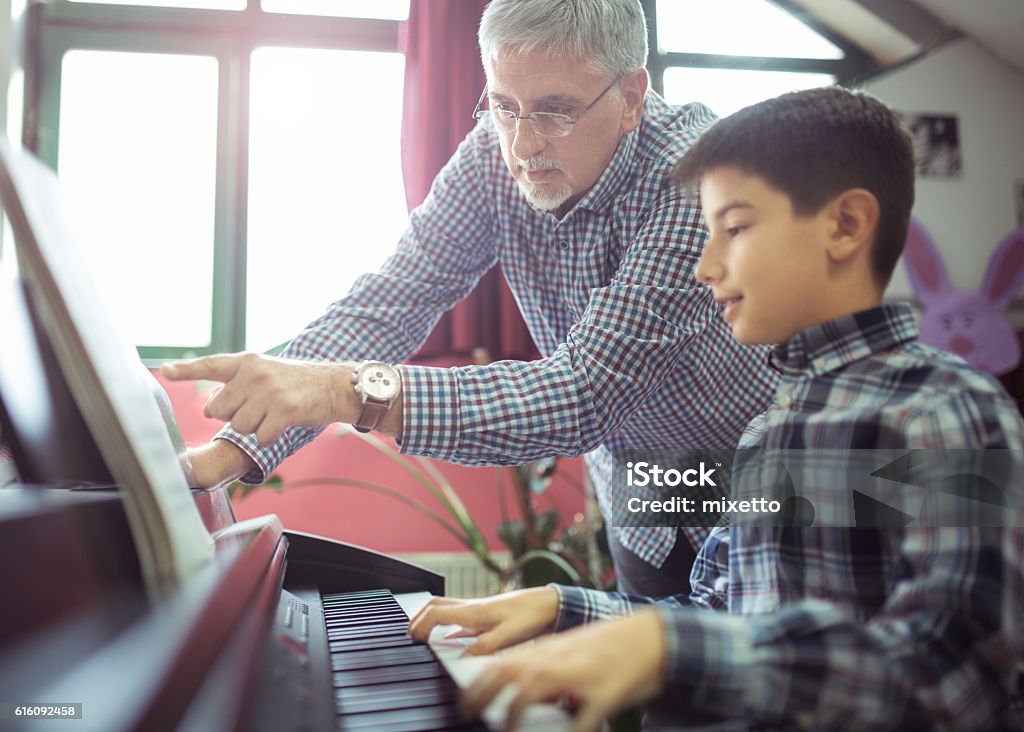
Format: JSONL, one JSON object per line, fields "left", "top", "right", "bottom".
{"left": 619, "top": 68, "right": 648, "bottom": 134}
{"left": 826, "top": 188, "right": 879, "bottom": 263}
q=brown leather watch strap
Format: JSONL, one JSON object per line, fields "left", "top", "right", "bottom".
{"left": 353, "top": 399, "right": 390, "bottom": 434}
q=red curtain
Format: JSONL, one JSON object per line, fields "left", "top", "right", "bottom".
{"left": 399, "top": 0, "right": 537, "bottom": 363}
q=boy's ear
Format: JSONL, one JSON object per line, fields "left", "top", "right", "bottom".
{"left": 826, "top": 188, "right": 879, "bottom": 263}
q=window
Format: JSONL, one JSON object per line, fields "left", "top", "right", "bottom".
{"left": 246, "top": 47, "right": 406, "bottom": 352}
{"left": 24, "top": 0, "right": 408, "bottom": 360}
{"left": 261, "top": 0, "right": 408, "bottom": 20}
{"left": 69, "top": 0, "right": 245, "bottom": 8}
{"left": 21, "top": 0, "right": 873, "bottom": 361}
{"left": 645, "top": 0, "right": 874, "bottom": 117}
{"left": 663, "top": 67, "right": 837, "bottom": 118}
{"left": 58, "top": 50, "right": 219, "bottom": 348}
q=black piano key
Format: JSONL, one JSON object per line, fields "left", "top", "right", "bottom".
{"left": 330, "top": 635, "right": 417, "bottom": 654}
{"left": 324, "top": 603, "right": 398, "bottom": 616}
{"left": 327, "top": 623, "right": 411, "bottom": 642}
{"left": 324, "top": 603, "right": 408, "bottom": 614}
{"left": 323, "top": 594, "right": 394, "bottom": 603}
{"left": 324, "top": 589, "right": 394, "bottom": 601}
{"left": 331, "top": 644, "right": 437, "bottom": 671}
{"left": 325, "top": 621, "right": 411, "bottom": 634}
{"left": 326, "top": 619, "right": 410, "bottom": 632}
{"left": 323, "top": 596, "right": 396, "bottom": 606}
{"left": 338, "top": 704, "right": 486, "bottom": 732}
{"left": 322, "top": 589, "right": 487, "bottom": 732}
{"left": 333, "top": 661, "right": 448, "bottom": 688}
{"left": 325, "top": 614, "right": 409, "bottom": 622}
{"left": 326, "top": 618, "right": 411, "bottom": 633}
{"left": 336, "top": 677, "right": 458, "bottom": 715}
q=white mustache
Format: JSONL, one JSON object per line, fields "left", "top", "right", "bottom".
{"left": 518, "top": 156, "right": 563, "bottom": 172}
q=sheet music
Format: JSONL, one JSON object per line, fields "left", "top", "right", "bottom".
{"left": 0, "top": 140, "right": 212, "bottom": 598}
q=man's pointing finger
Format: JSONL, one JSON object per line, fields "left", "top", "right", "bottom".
{"left": 161, "top": 354, "right": 244, "bottom": 383}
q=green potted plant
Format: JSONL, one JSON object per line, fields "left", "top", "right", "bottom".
{"left": 228, "top": 425, "right": 612, "bottom": 591}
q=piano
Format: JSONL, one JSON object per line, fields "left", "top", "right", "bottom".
{"left": 0, "top": 480, "right": 488, "bottom": 732}
{"left": 0, "top": 160, "right": 570, "bottom": 731}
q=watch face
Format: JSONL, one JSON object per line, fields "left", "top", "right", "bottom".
{"left": 359, "top": 364, "right": 400, "bottom": 400}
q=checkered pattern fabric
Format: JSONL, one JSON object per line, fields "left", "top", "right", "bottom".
{"left": 220, "top": 93, "right": 777, "bottom": 565}
{"left": 554, "top": 304, "right": 1024, "bottom": 729}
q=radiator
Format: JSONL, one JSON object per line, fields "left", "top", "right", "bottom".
{"left": 394, "top": 552, "right": 510, "bottom": 598}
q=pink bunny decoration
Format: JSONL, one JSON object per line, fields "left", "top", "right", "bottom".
{"left": 903, "top": 218, "right": 1024, "bottom": 376}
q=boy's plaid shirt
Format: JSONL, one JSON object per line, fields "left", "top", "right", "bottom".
{"left": 555, "top": 304, "right": 1024, "bottom": 729}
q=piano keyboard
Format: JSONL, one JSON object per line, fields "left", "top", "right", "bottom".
{"left": 324, "top": 589, "right": 488, "bottom": 732}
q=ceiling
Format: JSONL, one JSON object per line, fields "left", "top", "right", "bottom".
{"left": 787, "top": 0, "right": 1024, "bottom": 74}
{"left": 911, "top": 0, "right": 1024, "bottom": 72}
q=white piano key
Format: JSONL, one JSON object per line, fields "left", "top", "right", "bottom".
{"left": 395, "top": 592, "right": 571, "bottom": 732}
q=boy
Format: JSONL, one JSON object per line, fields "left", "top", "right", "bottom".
{"left": 410, "top": 87, "right": 1024, "bottom": 730}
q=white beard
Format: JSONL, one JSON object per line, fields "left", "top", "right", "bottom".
{"left": 515, "top": 154, "right": 571, "bottom": 211}
{"left": 516, "top": 177, "right": 572, "bottom": 211}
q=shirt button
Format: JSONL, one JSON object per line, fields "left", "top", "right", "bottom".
{"left": 558, "top": 239, "right": 570, "bottom": 250}
{"left": 812, "top": 356, "right": 828, "bottom": 370}
{"left": 777, "top": 393, "right": 792, "bottom": 407}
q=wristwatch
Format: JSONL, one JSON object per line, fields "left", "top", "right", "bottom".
{"left": 350, "top": 361, "right": 401, "bottom": 433}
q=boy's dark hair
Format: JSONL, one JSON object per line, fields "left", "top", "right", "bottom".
{"left": 671, "top": 87, "right": 915, "bottom": 286}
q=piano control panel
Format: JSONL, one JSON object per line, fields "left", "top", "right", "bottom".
{"left": 247, "top": 588, "right": 336, "bottom": 732}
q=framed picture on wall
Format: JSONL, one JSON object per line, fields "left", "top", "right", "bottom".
{"left": 900, "top": 113, "right": 962, "bottom": 178}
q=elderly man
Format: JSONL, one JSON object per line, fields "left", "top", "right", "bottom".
{"left": 163, "top": 0, "right": 776, "bottom": 597}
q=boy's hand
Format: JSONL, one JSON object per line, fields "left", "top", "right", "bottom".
{"left": 408, "top": 587, "right": 559, "bottom": 655}
{"left": 187, "top": 440, "right": 256, "bottom": 489}
{"left": 461, "top": 609, "right": 667, "bottom": 732}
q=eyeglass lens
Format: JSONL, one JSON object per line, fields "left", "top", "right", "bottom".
{"left": 490, "top": 111, "right": 571, "bottom": 137}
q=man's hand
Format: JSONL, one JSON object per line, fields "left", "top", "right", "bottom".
{"left": 162, "top": 353, "right": 353, "bottom": 446}
{"left": 462, "top": 609, "right": 667, "bottom": 732}
{"left": 408, "top": 587, "right": 560, "bottom": 656}
{"left": 187, "top": 440, "right": 257, "bottom": 489}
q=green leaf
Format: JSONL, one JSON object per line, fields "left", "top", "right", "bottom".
{"left": 497, "top": 519, "right": 528, "bottom": 559}
{"left": 513, "top": 549, "right": 581, "bottom": 587}
{"left": 534, "top": 508, "right": 559, "bottom": 544}
{"left": 262, "top": 473, "right": 285, "bottom": 489}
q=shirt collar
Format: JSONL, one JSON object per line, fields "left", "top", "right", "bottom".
{"left": 769, "top": 303, "right": 919, "bottom": 378}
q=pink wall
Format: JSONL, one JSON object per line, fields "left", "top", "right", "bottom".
{"left": 157, "top": 372, "right": 586, "bottom": 555}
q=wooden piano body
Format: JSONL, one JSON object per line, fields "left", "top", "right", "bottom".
{"left": 0, "top": 219, "right": 492, "bottom": 731}
{"left": 0, "top": 482, "right": 487, "bottom": 732}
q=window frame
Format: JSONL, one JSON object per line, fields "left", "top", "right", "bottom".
{"left": 22, "top": 0, "right": 876, "bottom": 362}
{"left": 23, "top": 0, "right": 401, "bottom": 361}
{"left": 639, "top": 0, "right": 878, "bottom": 97}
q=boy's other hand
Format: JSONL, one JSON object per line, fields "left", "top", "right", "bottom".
{"left": 187, "top": 440, "right": 256, "bottom": 489}
{"left": 408, "top": 587, "right": 559, "bottom": 656}
{"left": 461, "top": 609, "right": 667, "bottom": 732}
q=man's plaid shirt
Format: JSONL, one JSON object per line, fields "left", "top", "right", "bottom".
{"left": 220, "top": 93, "right": 776, "bottom": 566}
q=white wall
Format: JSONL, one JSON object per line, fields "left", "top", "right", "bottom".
{"left": 864, "top": 38, "right": 1024, "bottom": 314}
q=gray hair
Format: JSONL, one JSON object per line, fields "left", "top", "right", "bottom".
{"left": 478, "top": 0, "right": 649, "bottom": 81}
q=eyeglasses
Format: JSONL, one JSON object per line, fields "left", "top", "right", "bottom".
{"left": 472, "top": 76, "right": 622, "bottom": 138}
